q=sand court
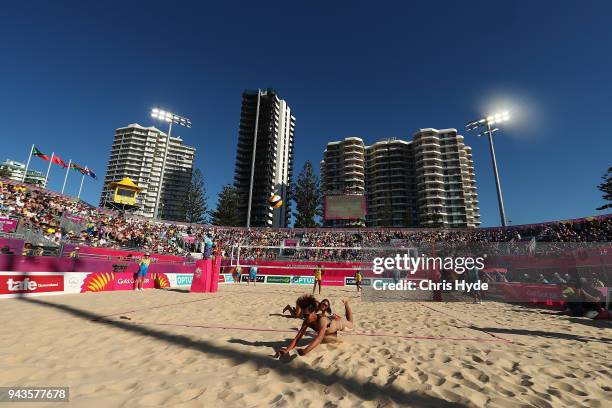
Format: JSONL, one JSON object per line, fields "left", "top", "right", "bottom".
{"left": 1, "top": 285, "right": 611, "bottom": 407}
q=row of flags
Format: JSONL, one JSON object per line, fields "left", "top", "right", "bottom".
{"left": 24, "top": 145, "right": 98, "bottom": 199}
{"left": 31, "top": 146, "right": 97, "bottom": 179}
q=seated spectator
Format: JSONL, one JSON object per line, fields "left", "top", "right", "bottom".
{"left": 69, "top": 247, "right": 80, "bottom": 259}
{"left": 21, "top": 242, "right": 33, "bottom": 256}
{"left": 551, "top": 272, "right": 566, "bottom": 284}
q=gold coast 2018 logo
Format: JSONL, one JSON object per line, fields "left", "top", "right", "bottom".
{"left": 81, "top": 272, "right": 115, "bottom": 292}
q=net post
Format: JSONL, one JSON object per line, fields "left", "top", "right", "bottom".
{"left": 432, "top": 242, "right": 442, "bottom": 302}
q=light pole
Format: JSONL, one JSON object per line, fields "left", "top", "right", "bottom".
{"left": 150, "top": 108, "right": 192, "bottom": 220}
{"left": 246, "top": 89, "right": 261, "bottom": 229}
{"left": 466, "top": 112, "right": 510, "bottom": 227}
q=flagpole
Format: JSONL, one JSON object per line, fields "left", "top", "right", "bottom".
{"left": 45, "top": 152, "right": 54, "bottom": 187}
{"left": 61, "top": 159, "right": 72, "bottom": 194}
{"left": 22, "top": 144, "right": 34, "bottom": 182}
{"left": 78, "top": 173, "right": 85, "bottom": 199}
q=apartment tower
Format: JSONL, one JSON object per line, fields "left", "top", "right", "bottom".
{"left": 234, "top": 89, "right": 295, "bottom": 227}
{"left": 320, "top": 128, "right": 480, "bottom": 228}
{"left": 99, "top": 124, "right": 196, "bottom": 221}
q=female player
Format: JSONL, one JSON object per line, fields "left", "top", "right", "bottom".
{"left": 276, "top": 295, "right": 354, "bottom": 357}
{"left": 313, "top": 264, "right": 324, "bottom": 295}
{"left": 135, "top": 252, "right": 151, "bottom": 291}
{"left": 282, "top": 297, "right": 334, "bottom": 319}
{"left": 355, "top": 270, "right": 363, "bottom": 292}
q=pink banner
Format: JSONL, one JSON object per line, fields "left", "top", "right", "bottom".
{"left": 0, "top": 217, "right": 18, "bottom": 233}
{"left": 0, "top": 237, "right": 24, "bottom": 254}
{"left": 79, "top": 271, "right": 171, "bottom": 292}
{"left": 63, "top": 214, "right": 84, "bottom": 224}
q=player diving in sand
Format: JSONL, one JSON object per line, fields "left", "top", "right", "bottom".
{"left": 282, "top": 297, "right": 334, "bottom": 319}
{"left": 276, "top": 295, "right": 354, "bottom": 357}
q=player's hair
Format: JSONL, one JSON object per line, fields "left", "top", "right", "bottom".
{"left": 296, "top": 294, "right": 319, "bottom": 314}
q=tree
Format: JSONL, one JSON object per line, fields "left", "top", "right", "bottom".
{"left": 209, "top": 184, "right": 242, "bottom": 226}
{"left": 596, "top": 167, "right": 612, "bottom": 211}
{"left": 0, "top": 166, "right": 10, "bottom": 180}
{"left": 182, "top": 168, "right": 208, "bottom": 224}
{"left": 291, "top": 161, "right": 322, "bottom": 227}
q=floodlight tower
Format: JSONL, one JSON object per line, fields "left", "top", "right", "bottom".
{"left": 150, "top": 108, "right": 192, "bottom": 220}
{"left": 466, "top": 112, "right": 510, "bottom": 227}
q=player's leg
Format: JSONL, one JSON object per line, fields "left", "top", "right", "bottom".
{"left": 341, "top": 299, "right": 354, "bottom": 330}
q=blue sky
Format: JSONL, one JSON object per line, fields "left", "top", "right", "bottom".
{"left": 1, "top": 0, "right": 610, "bottom": 226}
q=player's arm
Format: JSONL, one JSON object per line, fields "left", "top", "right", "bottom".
{"left": 297, "top": 325, "right": 326, "bottom": 356}
{"left": 277, "top": 320, "right": 308, "bottom": 355}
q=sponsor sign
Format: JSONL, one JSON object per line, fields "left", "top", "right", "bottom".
{"left": 0, "top": 274, "right": 64, "bottom": 294}
{"left": 346, "top": 277, "right": 370, "bottom": 286}
{"left": 176, "top": 274, "right": 193, "bottom": 286}
{"left": 241, "top": 275, "right": 265, "bottom": 283}
{"left": 266, "top": 275, "right": 291, "bottom": 284}
{"left": 291, "top": 276, "right": 314, "bottom": 285}
{"left": 219, "top": 273, "right": 235, "bottom": 283}
{"left": 63, "top": 273, "right": 87, "bottom": 293}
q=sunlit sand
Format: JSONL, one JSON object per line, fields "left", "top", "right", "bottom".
{"left": 1, "top": 285, "right": 610, "bottom": 407}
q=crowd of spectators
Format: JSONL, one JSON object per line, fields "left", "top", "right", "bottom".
{"left": 1, "top": 179, "right": 611, "bottom": 262}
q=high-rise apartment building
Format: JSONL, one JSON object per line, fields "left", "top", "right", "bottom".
{"left": 234, "top": 89, "right": 295, "bottom": 227}
{"left": 320, "top": 128, "right": 480, "bottom": 228}
{"left": 320, "top": 137, "right": 366, "bottom": 227}
{"left": 365, "top": 138, "right": 417, "bottom": 227}
{"left": 99, "top": 123, "right": 195, "bottom": 221}
{"left": 0, "top": 160, "right": 47, "bottom": 188}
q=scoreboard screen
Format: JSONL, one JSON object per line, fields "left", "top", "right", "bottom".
{"left": 324, "top": 195, "right": 367, "bottom": 220}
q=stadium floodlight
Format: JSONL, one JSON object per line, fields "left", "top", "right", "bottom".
{"left": 466, "top": 112, "right": 510, "bottom": 227}
{"left": 150, "top": 108, "right": 192, "bottom": 219}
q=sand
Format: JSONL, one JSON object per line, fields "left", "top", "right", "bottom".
{"left": 1, "top": 285, "right": 611, "bottom": 408}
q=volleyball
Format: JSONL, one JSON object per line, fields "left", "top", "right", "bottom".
{"left": 269, "top": 194, "right": 283, "bottom": 208}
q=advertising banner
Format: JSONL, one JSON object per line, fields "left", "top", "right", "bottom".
{"left": 290, "top": 276, "right": 314, "bottom": 285}
{"left": 175, "top": 274, "right": 194, "bottom": 286}
{"left": 240, "top": 275, "right": 265, "bottom": 283}
{"left": 266, "top": 275, "right": 291, "bottom": 284}
{"left": 0, "top": 274, "right": 64, "bottom": 295}
{"left": 345, "top": 277, "right": 372, "bottom": 286}
{"left": 219, "top": 274, "right": 234, "bottom": 283}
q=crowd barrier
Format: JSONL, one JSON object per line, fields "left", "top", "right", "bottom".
{"left": 62, "top": 244, "right": 190, "bottom": 263}
{"left": 2, "top": 254, "right": 609, "bottom": 308}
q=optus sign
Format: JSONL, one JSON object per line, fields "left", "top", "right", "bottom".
{"left": 291, "top": 276, "right": 314, "bottom": 285}
{"left": 0, "top": 275, "right": 64, "bottom": 294}
{"left": 176, "top": 274, "right": 194, "bottom": 286}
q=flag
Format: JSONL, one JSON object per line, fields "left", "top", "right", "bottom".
{"left": 83, "top": 166, "right": 97, "bottom": 180}
{"left": 32, "top": 146, "right": 50, "bottom": 161}
{"left": 70, "top": 162, "right": 88, "bottom": 175}
{"left": 52, "top": 155, "right": 68, "bottom": 168}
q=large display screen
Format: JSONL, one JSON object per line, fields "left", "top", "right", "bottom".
{"left": 324, "top": 195, "right": 367, "bottom": 220}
